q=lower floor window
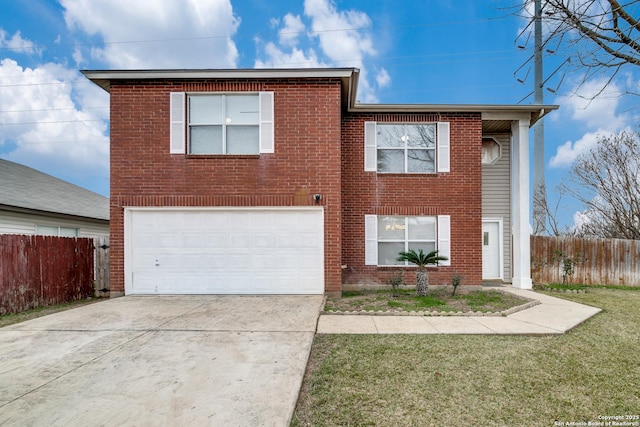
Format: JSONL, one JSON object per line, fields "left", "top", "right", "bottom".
{"left": 365, "top": 214, "right": 450, "bottom": 267}
{"left": 36, "top": 225, "right": 79, "bottom": 237}
{"left": 378, "top": 216, "right": 436, "bottom": 265}
{"left": 378, "top": 216, "right": 436, "bottom": 266}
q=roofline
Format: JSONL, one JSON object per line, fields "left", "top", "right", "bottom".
{"left": 81, "top": 68, "right": 359, "bottom": 93}
{"left": 351, "top": 103, "right": 559, "bottom": 125}
{"left": 81, "top": 67, "right": 557, "bottom": 124}
{"left": 0, "top": 204, "right": 110, "bottom": 224}
{"left": 352, "top": 103, "right": 559, "bottom": 113}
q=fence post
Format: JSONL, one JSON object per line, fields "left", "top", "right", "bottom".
{"left": 94, "top": 237, "right": 110, "bottom": 296}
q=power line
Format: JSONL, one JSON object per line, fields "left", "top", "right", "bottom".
{"left": 10, "top": 138, "right": 108, "bottom": 145}
{"left": 0, "top": 17, "right": 510, "bottom": 53}
{"left": 0, "top": 48, "right": 523, "bottom": 89}
{"left": 0, "top": 119, "right": 104, "bottom": 126}
{"left": 0, "top": 14, "right": 524, "bottom": 126}
{"left": 0, "top": 106, "right": 108, "bottom": 114}
{"left": 0, "top": 81, "right": 71, "bottom": 88}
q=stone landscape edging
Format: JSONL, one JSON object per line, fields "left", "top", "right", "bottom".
{"left": 320, "top": 291, "right": 541, "bottom": 317}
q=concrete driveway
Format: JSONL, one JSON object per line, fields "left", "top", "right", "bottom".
{"left": 0, "top": 295, "right": 324, "bottom": 427}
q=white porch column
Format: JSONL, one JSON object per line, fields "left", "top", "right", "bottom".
{"left": 511, "top": 119, "right": 533, "bottom": 289}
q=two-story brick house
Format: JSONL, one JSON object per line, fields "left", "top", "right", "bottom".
{"left": 83, "top": 68, "right": 557, "bottom": 296}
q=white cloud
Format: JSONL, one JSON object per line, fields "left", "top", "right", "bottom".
{"left": 60, "top": 0, "right": 240, "bottom": 69}
{"left": 557, "top": 79, "right": 627, "bottom": 128}
{"left": 255, "top": 42, "right": 325, "bottom": 69}
{"left": 549, "top": 78, "right": 631, "bottom": 168}
{"left": 255, "top": 0, "right": 390, "bottom": 102}
{"left": 304, "top": 0, "right": 375, "bottom": 62}
{"left": 0, "top": 29, "right": 41, "bottom": 55}
{"left": 572, "top": 210, "right": 590, "bottom": 233}
{"left": 72, "top": 47, "right": 84, "bottom": 67}
{"left": 279, "top": 14, "right": 305, "bottom": 47}
{"left": 0, "top": 58, "right": 109, "bottom": 180}
{"left": 375, "top": 68, "right": 390, "bottom": 88}
{"left": 549, "top": 129, "right": 612, "bottom": 168}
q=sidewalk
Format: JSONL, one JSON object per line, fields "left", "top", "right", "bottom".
{"left": 316, "top": 287, "right": 602, "bottom": 335}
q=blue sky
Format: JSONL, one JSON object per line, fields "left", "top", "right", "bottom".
{"left": 1, "top": 0, "right": 638, "bottom": 231}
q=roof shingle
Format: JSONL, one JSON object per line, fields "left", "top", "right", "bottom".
{"left": 0, "top": 159, "right": 109, "bottom": 221}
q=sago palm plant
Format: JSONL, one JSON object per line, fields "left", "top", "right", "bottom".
{"left": 397, "top": 249, "right": 448, "bottom": 296}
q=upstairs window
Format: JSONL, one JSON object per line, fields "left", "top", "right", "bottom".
{"left": 170, "top": 92, "right": 274, "bottom": 155}
{"left": 481, "top": 137, "right": 501, "bottom": 164}
{"left": 189, "top": 94, "right": 259, "bottom": 155}
{"left": 364, "top": 121, "right": 450, "bottom": 173}
{"left": 377, "top": 124, "right": 436, "bottom": 173}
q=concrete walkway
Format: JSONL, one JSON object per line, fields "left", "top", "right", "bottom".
{"left": 317, "top": 287, "right": 602, "bottom": 335}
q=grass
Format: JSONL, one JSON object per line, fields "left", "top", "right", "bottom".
{"left": 324, "top": 288, "right": 531, "bottom": 313}
{"left": 292, "top": 288, "right": 640, "bottom": 426}
{"left": 0, "top": 298, "right": 102, "bottom": 328}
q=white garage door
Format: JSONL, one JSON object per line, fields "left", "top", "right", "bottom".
{"left": 125, "top": 208, "right": 324, "bottom": 295}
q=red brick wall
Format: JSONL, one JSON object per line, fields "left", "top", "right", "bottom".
{"left": 109, "top": 78, "right": 343, "bottom": 294}
{"left": 341, "top": 112, "right": 483, "bottom": 287}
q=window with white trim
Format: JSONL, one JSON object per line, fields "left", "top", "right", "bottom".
{"left": 36, "top": 225, "right": 78, "bottom": 237}
{"left": 364, "top": 121, "right": 450, "bottom": 173}
{"left": 481, "top": 137, "right": 501, "bottom": 164}
{"left": 365, "top": 215, "right": 451, "bottom": 266}
{"left": 378, "top": 124, "right": 435, "bottom": 173}
{"left": 189, "top": 94, "right": 259, "bottom": 154}
{"left": 170, "top": 92, "right": 274, "bottom": 155}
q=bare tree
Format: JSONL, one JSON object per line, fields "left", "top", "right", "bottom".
{"left": 533, "top": 184, "right": 578, "bottom": 236}
{"left": 565, "top": 130, "right": 640, "bottom": 239}
{"left": 517, "top": 0, "right": 640, "bottom": 99}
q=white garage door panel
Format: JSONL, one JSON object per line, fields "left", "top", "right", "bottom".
{"left": 126, "top": 208, "right": 324, "bottom": 295}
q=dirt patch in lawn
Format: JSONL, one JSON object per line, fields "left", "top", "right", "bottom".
{"left": 323, "top": 288, "right": 536, "bottom": 316}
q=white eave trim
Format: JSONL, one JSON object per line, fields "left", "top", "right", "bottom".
{"left": 352, "top": 103, "right": 558, "bottom": 126}
{"left": 353, "top": 103, "right": 558, "bottom": 114}
{"left": 82, "top": 68, "right": 357, "bottom": 80}
{"left": 82, "top": 68, "right": 359, "bottom": 93}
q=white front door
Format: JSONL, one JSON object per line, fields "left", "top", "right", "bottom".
{"left": 482, "top": 220, "right": 502, "bottom": 280}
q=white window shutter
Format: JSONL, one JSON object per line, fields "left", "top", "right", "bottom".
{"left": 437, "top": 215, "right": 451, "bottom": 266}
{"left": 364, "top": 121, "right": 377, "bottom": 171}
{"left": 437, "top": 121, "right": 450, "bottom": 172}
{"left": 170, "top": 92, "right": 185, "bottom": 154}
{"left": 259, "top": 91, "right": 274, "bottom": 153}
{"left": 364, "top": 215, "right": 378, "bottom": 265}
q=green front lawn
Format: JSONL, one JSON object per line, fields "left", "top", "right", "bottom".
{"left": 293, "top": 288, "right": 640, "bottom": 426}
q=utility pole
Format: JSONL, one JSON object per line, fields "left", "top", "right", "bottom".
{"left": 532, "top": 0, "right": 546, "bottom": 234}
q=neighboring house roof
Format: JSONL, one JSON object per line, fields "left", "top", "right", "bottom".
{"left": 0, "top": 159, "right": 109, "bottom": 221}
{"left": 81, "top": 67, "right": 559, "bottom": 127}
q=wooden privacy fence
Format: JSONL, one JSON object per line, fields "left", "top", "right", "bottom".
{"left": 531, "top": 235, "right": 640, "bottom": 286}
{"left": 0, "top": 234, "right": 95, "bottom": 315}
